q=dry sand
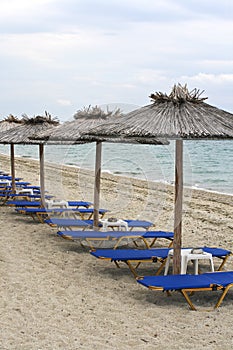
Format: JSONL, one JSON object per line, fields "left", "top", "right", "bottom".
{"left": 0, "top": 153, "right": 233, "bottom": 349}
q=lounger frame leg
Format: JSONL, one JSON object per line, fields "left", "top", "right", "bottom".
{"left": 181, "top": 290, "right": 197, "bottom": 311}
{"left": 112, "top": 258, "right": 167, "bottom": 278}
{"left": 37, "top": 213, "right": 48, "bottom": 224}
{"left": 125, "top": 261, "right": 139, "bottom": 278}
{"left": 216, "top": 255, "right": 232, "bottom": 271}
{"left": 181, "top": 287, "right": 218, "bottom": 310}
{"left": 155, "top": 259, "right": 167, "bottom": 275}
{"left": 113, "top": 261, "right": 121, "bottom": 269}
{"left": 214, "top": 283, "right": 233, "bottom": 308}
{"left": 30, "top": 213, "right": 37, "bottom": 222}
{"left": 147, "top": 238, "right": 173, "bottom": 248}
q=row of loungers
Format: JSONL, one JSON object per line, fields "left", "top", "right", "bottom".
{"left": 15, "top": 206, "right": 107, "bottom": 223}
{"left": 90, "top": 247, "right": 232, "bottom": 277}
{"left": 0, "top": 175, "right": 42, "bottom": 204}
{"left": 54, "top": 224, "right": 233, "bottom": 309}
{"left": 2, "top": 171, "right": 233, "bottom": 310}
{"left": 57, "top": 230, "right": 174, "bottom": 249}
{"left": 90, "top": 247, "right": 233, "bottom": 310}
{"left": 6, "top": 200, "right": 92, "bottom": 208}
{"left": 14, "top": 212, "right": 233, "bottom": 309}
{"left": 45, "top": 218, "right": 155, "bottom": 231}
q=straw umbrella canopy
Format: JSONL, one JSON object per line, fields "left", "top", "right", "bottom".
{"left": 0, "top": 113, "right": 59, "bottom": 206}
{"left": 86, "top": 84, "right": 233, "bottom": 274}
{"left": 0, "top": 115, "right": 23, "bottom": 191}
{"left": 32, "top": 106, "right": 122, "bottom": 227}
{"left": 0, "top": 114, "right": 22, "bottom": 132}
{"left": 32, "top": 105, "right": 167, "bottom": 227}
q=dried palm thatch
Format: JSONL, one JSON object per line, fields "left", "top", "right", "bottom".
{"left": 22, "top": 111, "right": 59, "bottom": 125}
{"left": 150, "top": 84, "right": 207, "bottom": 104}
{"left": 88, "top": 84, "right": 233, "bottom": 140}
{"left": 32, "top": 106, "right": 122, "bottom": 142}
{"left": 3, "top": 114, "right": 22, "bottom": 123}
{"left": 0, "top": 114, "right": 22, "bottom": 132}
{"left": 32, "top": 105, "right": 167, "bottom": 145}
{"left": 0, "top": 112, "right": 60, "bottom": 144}
{"left": 73, "top": 105, "right": 122, "bottom": 120}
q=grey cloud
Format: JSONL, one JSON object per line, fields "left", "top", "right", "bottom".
{"left": 0, "top": 0, "right": 231, "bottom": 35}
{"left": 0, "top": 0, "right": 232, "bottom": 119}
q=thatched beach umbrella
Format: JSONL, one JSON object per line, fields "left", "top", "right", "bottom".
{"left": 33, "top": 106, "right": 123, "bottom": 227}
{"left": 32, "top": 106, "right": 121, "bottom": 227}
{"left": 0, "top": 115, "right": 23, "bottom": 191}
{"left": 0, "top": 113, "right": 59, "bottom": 207}
{"left": 33, "top": 105, "right": 167, "bottom": 227}
{"left": 86, "top": 84, "right": 233, "bottom": 273}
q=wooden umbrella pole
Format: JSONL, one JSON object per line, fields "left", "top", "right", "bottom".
{"left": 39, "top": 144, "right": 46, "bottom": 208}
{"left": 93, "top": 141, "right": 102, "bottom": 229}
{"left": 10, "top": 144, "right": 16, "bottom": 193}
{"left": 173, "top": 140, "right": 183, "bottom": 274}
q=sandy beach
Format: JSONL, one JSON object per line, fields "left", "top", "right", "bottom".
{"left": 0, "top": 153, "right": 233, "bottom": 350}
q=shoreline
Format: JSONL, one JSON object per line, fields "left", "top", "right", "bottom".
{"left": 1, "top": 152, "right": 233, "bottom": 197}
{"left": 0, "top": 149, "right": 233, "bottom": 196}
{"left": 1, "top": 152, "right": 233, "bottom": 203}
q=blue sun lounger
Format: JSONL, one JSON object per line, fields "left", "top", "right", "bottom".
{"left": 67, "top": 201, "right": 93, "bottom": 208}
{"left": 0, "top": 193, "right": 43, "bottom": 204}
{"left": 8, "top": 181, "right": 31, "bottom": 186}
{"left": 0, "top": 181, "right": 31, "bottom": 191}
{"left": 137, "top": 271, "right": 233, "bottom": 310}
{"left": 20, "top": 185, "right": 41, "bottom": 190}
{"left": 45, "top": 218, "right": 154, "bottom": 231}
{"left": 6, "top": 200, "right": 43, "bottom": 207}
{"left": 7, "top": 193, "right": 52, "bottom": 200}
{"left": 15, "top": 207, "right": 108, "bottom": 223}
{"left": 143, "top": 231, "right": 174, "bottom": 247}
{"left": 0, "top": 176, "right": 22, "bottom": 181}
{"left": 46, "top": 219, "right": 92, "bottom": 230}
{"left": 90, "top": 247, "right": 232, "bottom": 277}
{"left": 57, "top": 230, "right": 174, "bottom": 249}
{"left": 1, "top": 182, "right": 31, "bottom": 192}
{"left": 0, "top": 184, "right": 41, "bottom": 195}
{"left": 125, "top": 220, "right": 154, "bottom": 230}
{"left": 6, "top": 200, "right": 92, "bottom": 208}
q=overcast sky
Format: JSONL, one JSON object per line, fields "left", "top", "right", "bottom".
{"left": 0, "top": 0, "right": 232, "bottom": 121}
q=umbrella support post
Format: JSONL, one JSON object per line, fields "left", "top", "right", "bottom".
{"left": 93, "top": 141, "right": 102, "bottom": 229}
{"left": 173, "top": 140, "right": 183, "bottom": 274}
{"left": 10, "top": 144, "right": 16, "bottom": 193}
{"left": 39, "top": 144, "right": 46, "bottom": 208}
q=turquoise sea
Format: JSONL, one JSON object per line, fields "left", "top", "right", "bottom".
{"left": 0, "top": 140, "right": 232, "bottom": 195}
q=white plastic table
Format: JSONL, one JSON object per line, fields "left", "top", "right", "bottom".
{"left": 16, "top": 188, "right": 34, "bottom": 195}
{"left": 0, "top": 179, "right": 11, "bottom": 186}
{"left": 164, "top": 248, "right": 214, "bottom": 275}
{"left": 46, "top": 200, "right": 68, "bottom": 209}
{"left": 100, "top": 219, "right": 129, "bottom": 231}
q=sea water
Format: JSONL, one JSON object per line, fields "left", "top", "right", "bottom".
{"left": 0, "top": 140, "right": 232, "bottom": 195}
